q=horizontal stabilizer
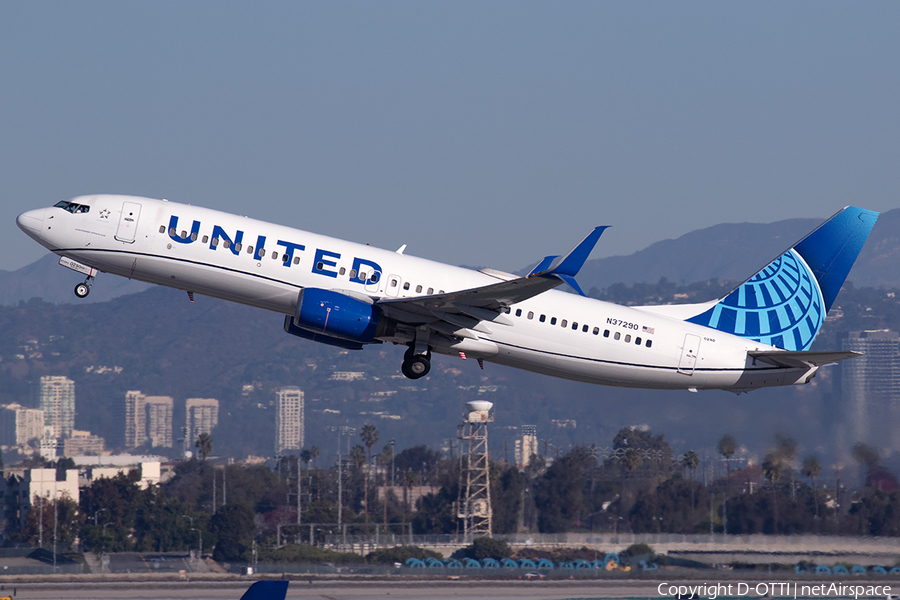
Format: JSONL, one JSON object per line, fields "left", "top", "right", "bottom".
{"left": 748, "top": 350, "right": 862, "bottom": 369}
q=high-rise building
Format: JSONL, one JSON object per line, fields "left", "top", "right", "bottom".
{"left": 275, "top": 387, "right": 304, "bottom": 455}
{"left": 145, "top": 396, "right": 173, "bottom": 448}
{"left": 39, "top": 376, "right": 75, "bottom": 440}
{"left": 63, "top": 429, "right": 106, "bottom": 456}
{"left": 124, "top": 391, "right": 147, "bottom": 448}
{"left": 186, "top": 398, "right": 219, "bottom": 447}
{"left": 124, "top": 391, "right": 174, "bottom": 448}
{"left": 0, "top": 404, "right": 44, "bottom": 450}
{"left": 840, "top": 330, "right": 900, "bottom": 456}
{"left": 514, "top": 424, "right": 538, "bottom": 467}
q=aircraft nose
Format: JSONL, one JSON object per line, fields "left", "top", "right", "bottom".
{"left": 16, "top": 208, "right": 46, "bottom": 239}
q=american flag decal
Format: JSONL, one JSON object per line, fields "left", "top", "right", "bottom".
{"left": 642, "top": 326, "right": 655, "bottom": 334}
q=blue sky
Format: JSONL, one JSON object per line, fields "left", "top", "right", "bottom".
{"left": 2, "top": 1, "right": 898, "bottom": 272}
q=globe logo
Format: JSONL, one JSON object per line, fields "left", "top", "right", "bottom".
{"left": 688, "top": 249, "right": 824, "bottom": 351}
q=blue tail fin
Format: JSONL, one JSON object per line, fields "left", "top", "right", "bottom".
{"left": 686, "top": 206, "right": 878, "bottom": 351}
{"left": 240, "top": 581, "right": 289, "bottom": 600}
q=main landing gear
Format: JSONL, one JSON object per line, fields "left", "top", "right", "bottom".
{"left": 74, "top": 275, "right": 95, "bottom": 298}
{"left": 401, "top": 345, "right": 431, "bottom": 379}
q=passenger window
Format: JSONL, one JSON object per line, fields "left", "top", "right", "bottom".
{"left": 625, "top": 334, "right": 631, "bottom": 343}
{"left": 258, "top": 247, "right": 265, "bottom": 256}
{"left": 223, "top": 240, "right": 230, "bottom": 249}
{"left": 212, "top": 238, "right": 219, "bottom": 247}
{"left": 515, "top": 309, "right": 522, "bottom": 317}
{"left": 181, "top": 230, "right": 187, "bottom": 239}
{"left": 583, "top": 324, "right": 589, "bottom": 332}
{"left": 339, "top": 267, "right": 346, "bottom": 275}
{"left": 527, "top": 311, "right": 534, "bottom": 320}
{"left": 551, "top": 317, "right": 557, "bottom": 325}
{"left": 169, "top": 228, "right": 176, "bottom": 236}
{"left": 635, "top": 337, "right": 641, "bottom": 345}
{"left": 427, "top": 287, "right": 434, "bottom": 295}
{"left": 294, "top": 256, "right": 300, "bottom": 265}
{"left": 572, "top": 322, "right": 578, "bottom": 330}
{"left": 246, "top": 245, "right": 253, "bottom": 254}
{"left": 350, "top": 269, "right": 358, "bottom": 279}
{"left": 561, "top": 320, "right": 567, "bottom": 328}
{"left": 317, "top": 262, "right": 324, "bottom": 270}
{"left": 234, "top": 242, "right": 241, "bottom": 251}
{"left": 390, "top": 279, "right": 398, "bottom": 288}
{"left": 282, "top": 254, "right": 289, "bottom": 262}
{"left": 159, "top": 225, "right": 166, "bottom": 234}
{"left": 646, "top": 340, "right": 653, "bottom": 348}
{"left": 593, "top": 327, "right": 599, "bottom": 335}
{"left": 603, "top": 329, "right": 610, "bottom": 338}
{"left": 539, "top": 315, "right": 546, "bottom": 323}
{"left": 403, "top": 282, "right": 410, "bottom": 290}
{"left": 191, "top": 232, "right": 199, "bottom": 242}
{"left": 371, "top": 273, "right": 380, "bottom": 283}
{"left": 614, "top": 332, "right": 621, "bottom": 340}
{"left": 438, "top": 290, "right": 444, "bottom": 294}
{"left": 416, "top": 285, "right": 422, "bottom": 293}
{"left": 271, "top": 251, "right": 277, "bottom": 259}
{"left": 202, "top": 235, "right": 209, "bottom": 244}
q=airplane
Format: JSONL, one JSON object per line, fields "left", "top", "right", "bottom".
{"left": 16, "top": 195, "right": 878, "bottom": 393}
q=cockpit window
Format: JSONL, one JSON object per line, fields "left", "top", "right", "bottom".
{"left": 54, "top": 200, "right": 90, "bottom": 214}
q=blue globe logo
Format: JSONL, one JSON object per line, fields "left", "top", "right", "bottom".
{"left": 688, "top": 249, "right": 824, "bottom": 351}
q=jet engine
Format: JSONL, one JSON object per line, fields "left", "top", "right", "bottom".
{"left": 286, "top": 288, "right": 382, "bottom": 345}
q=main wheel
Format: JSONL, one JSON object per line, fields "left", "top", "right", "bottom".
{"left": 74, "top": 283, "right": 90, "bottom": 298}
{"left": 401, "top": 354, "right": 431, "bottom": 379}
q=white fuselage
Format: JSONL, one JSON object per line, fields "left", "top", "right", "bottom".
{"left": 18, "top": 195, "right": 815, "bottom": 391}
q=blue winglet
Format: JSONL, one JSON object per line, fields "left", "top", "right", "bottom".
{"left": 541, "top": 226, "right": 609, "bottom": 277}
{"left": 558, "top": 274, "right": 587, "bottom": 297}
{"left": 528, "top": 255, "right": 559, "bottom": 276}
{"left": 240, "top": 581, "right": 289, "bottom": 600}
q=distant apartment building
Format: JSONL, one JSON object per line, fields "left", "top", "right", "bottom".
{"left": 0, "top": 404, "right": 45, "bottom": 450}
{"left": 275, "top": 387, "right": 304, "bottom": 455}
{"left": 63, "top": 429, "right": 105, "bottom": 456}
{"left": 514, "top": 424, "right": 538, "bottom": 467}
{"left": 0, "top": 468, "right": 79, "bottom": 543}
{"left": 124, "top": 391, "right": 174, "bottom": 449}
{"left": 840, "top": 330, "right": 900, "bottom": 455}
{"left": 39, "top": 375, "right": 75, "bottom": 440}
{"left": 186, "top": 398, "right": 219, "bottom": 446}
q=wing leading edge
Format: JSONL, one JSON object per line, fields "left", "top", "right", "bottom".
{"left": 376, "top": 226, "right": 608, "bottom": 324}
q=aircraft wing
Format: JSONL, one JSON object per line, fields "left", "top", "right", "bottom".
{"left": 748, "top": 350, "right": 862, "bottom": 369}
{"left": 376, "top": 226, "right": 608, "bottom": 326}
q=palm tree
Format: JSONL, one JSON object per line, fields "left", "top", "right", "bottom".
{"left": 682, "top": 450, "right": 700, "bottom": 481}
{"left": 718, "top": 434, "right": 737, "bottom": 478}
{"left": 402, "top": 468, "right": 419, "bottom": 522}
{"left": 360, "top": 424, "right": 379, "bottom": 525}
{"left": 802, "top": 455, "right": 821, "bottom": 518}
{"left": 196, "top": 433, "right": 213, "bottom": 461}
{"left": 682, "top": 450, "right": 700, "bottom": 511}
{"left": 310, "top": 445, "right": 320, "bottom": 501}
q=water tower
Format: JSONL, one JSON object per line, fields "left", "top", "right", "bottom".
{"left": 457, "top": 400, "right": 493, "bottom": 540}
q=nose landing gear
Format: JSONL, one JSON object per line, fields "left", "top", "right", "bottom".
{"left": 74, "top": 275, "right": 94, "bottom": 298}
{"left": 401, "top": 345, "right": 431, "bottom": 379}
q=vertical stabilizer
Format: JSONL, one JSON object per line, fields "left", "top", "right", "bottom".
{"left": 687, "top": 206, "right": 878, "bottom": 351}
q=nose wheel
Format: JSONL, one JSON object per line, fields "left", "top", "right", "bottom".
{"left": 401, "top": 346, "right": 431, "bottom": 379}
{"left": 74, "top": 276, "right": 94, "bottom": 298}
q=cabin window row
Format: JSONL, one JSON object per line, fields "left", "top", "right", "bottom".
{"left": 512, "top": 308, "right": 653, "bottom": 348}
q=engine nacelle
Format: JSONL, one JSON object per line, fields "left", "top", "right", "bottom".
{"left": 291, "top": 288, "right": 380, "bottom": 344}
